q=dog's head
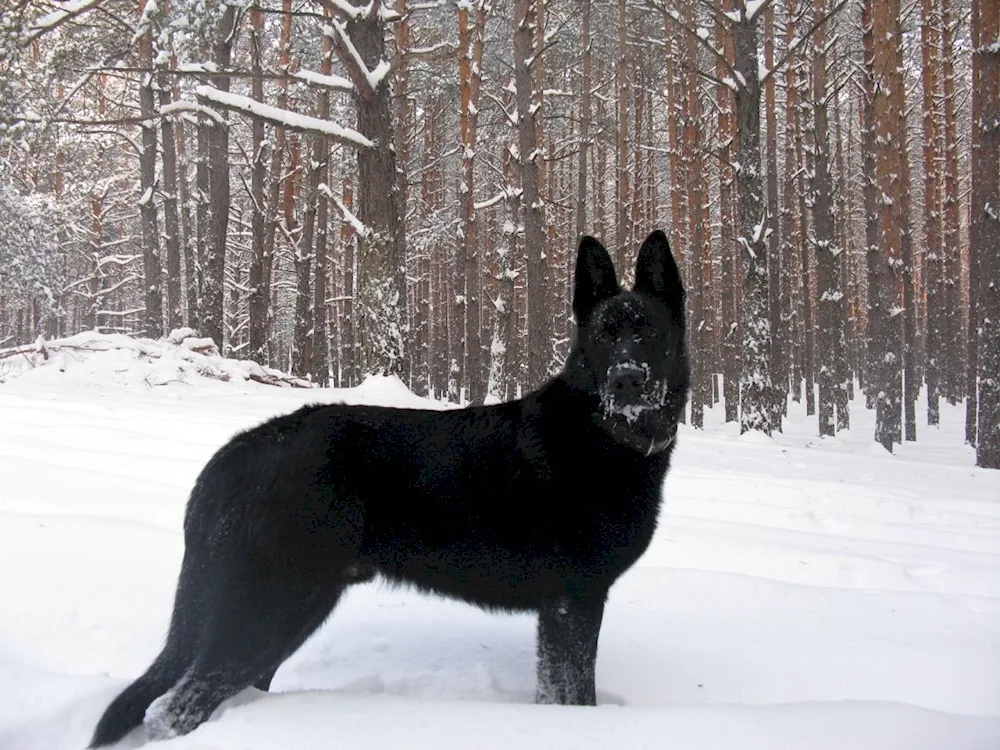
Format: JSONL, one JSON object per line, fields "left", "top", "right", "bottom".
{"left": 563, "top": 230, "right": 689, "bottom": 455}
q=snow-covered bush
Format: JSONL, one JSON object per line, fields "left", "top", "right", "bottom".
{"left": 0, "top": 172, "right": 63, "bottom": 311}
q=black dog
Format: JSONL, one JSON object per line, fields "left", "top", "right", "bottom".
{"left": 90, "top": 230, "right": 688, "bottom": 746}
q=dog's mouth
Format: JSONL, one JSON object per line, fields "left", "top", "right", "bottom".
{"left": 595, "top": 378, "right": 680, "bottom": 456}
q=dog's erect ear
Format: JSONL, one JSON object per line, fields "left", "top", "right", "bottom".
{"left": 634, "top": 230, "right": 685, "bottom": 313}
{"left": 573, "top": 236, "right": 619, "bottom": 325}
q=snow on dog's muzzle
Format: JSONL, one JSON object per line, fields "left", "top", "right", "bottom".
{"left": 608, "top": 362, "right": 648, "bottom": 401}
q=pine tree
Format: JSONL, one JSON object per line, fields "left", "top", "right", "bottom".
{"left": 972, "top": 0, "right": 1000, "bottom": 468}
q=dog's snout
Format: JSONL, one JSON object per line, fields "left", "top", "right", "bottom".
{"left": 609, "top": 364, "right": 647, "bottom": 399}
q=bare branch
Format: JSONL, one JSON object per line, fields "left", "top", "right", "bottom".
{"left": 761, "top": 0, "right": 848, "bottom": 86}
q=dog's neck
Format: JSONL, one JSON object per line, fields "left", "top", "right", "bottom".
{"left": 640, "top": 427, "right": 677, "bottom": 457}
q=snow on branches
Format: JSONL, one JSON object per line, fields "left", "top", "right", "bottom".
{"left": 0, "top": 179, "right": 63, "bottom": 310}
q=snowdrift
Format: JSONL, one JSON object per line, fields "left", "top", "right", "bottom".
{"left": 0, "top": 335, "right": 997, "bottom": 750}
{"left": 0, "top": 330, "right": 313, "bottom": 389}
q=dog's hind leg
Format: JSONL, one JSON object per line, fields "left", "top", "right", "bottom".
{"left": 252, "top": 596, "right": 343, "bottom": 692}
{"left": 89, "top": 644, "right": 190, "bottom": 747}
{"left": 90, "top": 552, "right": 211, "bottom": 747}
{"left": 144, "top": 568, "right": 346, "bottom": 740}
{"left": 535, "top": 594, "right": 606, "bottom": 706}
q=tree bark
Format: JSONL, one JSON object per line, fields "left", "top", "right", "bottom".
{"left": 921, "top": 0, "right": 944, "bottom": 427}
{"left": 155, "top": 6, "right": 182, "bottom": 333}
{"left": 333, "top": 3, "right": 407, "bottom": 377}
{"left": 764, "top": 1, "right": 783, "bottom": 428}
{"left": 870, "top": 0, "right": 905, "bottom": 452}
{"left": 685, "top": 2, "right": 705, "bottom": 429}
{"left": 456, "top": 1, "right": 488, "bottom": 403}
{"left": 514, "top": 0, "right": 550, "bottom": 390}
{"left": 809, "top": 0, "right": 846, "bottom": 437}
{"left": 137, "top": 0, "right": 162, "bottom": 338}
{"left": 781, "top": 0, "right": 802, "bottom": 406}
{"left": 973, "top": 0, "right": 1000, "bottom": 467}
{"left": 200, "top": 5, "right": 236, "bottom": 351}
{"left": 575, "top": 0, "right": 591, "bottom": 243}
{"left": 311, "top": 24, "right": 334, "bottom": 387}
{"left": 861, "top": 0, "right": 879, "bottom": 411}
{"left": 616, "top": 0, "right": 630, "bottom": 257}
{"left": 247, "top": 3, "right": 270, "bottom": 364}
{"left": 734, "top": 12, "right": 773, "bottom": 435}
{"left": 394, "top": 0, "right": 416, "bottom": 393}
{"left": 719, "top": 0, "right": 739, "bottom": 423}
{"left": 940, "top": 0, "right": 964, "bottom": 405}
{"left": 340, "top": 176, "right": 359, "bottom": 386}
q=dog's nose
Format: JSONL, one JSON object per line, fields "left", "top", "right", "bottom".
{"left": 609, "top": 365, "right": 647, "bottom": 400}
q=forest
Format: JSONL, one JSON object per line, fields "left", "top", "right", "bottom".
{"left": 0, "top": 0, "right": 997, "bottom": 467}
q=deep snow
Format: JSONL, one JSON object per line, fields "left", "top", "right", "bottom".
{"left": 0, "top": 335, "right": 997, "bottom": 749}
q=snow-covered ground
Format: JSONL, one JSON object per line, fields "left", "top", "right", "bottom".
{"left": 0, "top": 336, "right": 998, "bottom": 750}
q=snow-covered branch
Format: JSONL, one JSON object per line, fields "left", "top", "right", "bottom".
{"left": 292, "top": 68, "right": 354, "bottom": 93}
{"left": 159, "top": 100, "right": 227, "bottom": 126}
{"left": 324, "top": 21, "right": 390, "bottom": 101}
{"left": 319, "top": 184, "right": 371, "bottom": 237}
{"left": 24, "top": 0, "right": 105, "bottom": 46}
{"left": 194, "top": 86, "right": 374, "bottom": 148}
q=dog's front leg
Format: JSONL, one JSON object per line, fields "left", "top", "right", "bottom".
{"left": 535, "top": 595, "right": 605, "bottom": 706}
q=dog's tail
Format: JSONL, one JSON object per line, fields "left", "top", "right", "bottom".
{"left": 89, "top": 646, "right": 186, "bottom": 747}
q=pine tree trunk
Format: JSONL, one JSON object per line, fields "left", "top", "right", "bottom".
{"left": 973, "top": 0, "right": 999, "bottom": 467}
{"left": 340, "top": 177, "right": 359, "bottom": 386}
{"left": 156, "top": 17, "right": 182, "bottom": 334}
{"left": 417, "top": 113, "right": 438, "bottom": 396}
{"left": 795, "top": 81, "right": 814, "bottom": 416}
{"left": 940, "top": 0, "right": 964, "bottom": 405}
{"left": 137, "top": 0, "right": 162, "bottom": 338}
{"left": 313, "top": 155, "right": 330, "bottom": 386}
{"left": 575, "top": 0, "right": 591, "bottom": 242}
{"left": 870, "top": 0, "right": 905, "bottom": 452}
{"left": 285, "top": 136, "right": 303, "bottom": 369}
{"left": 809, "top": 0, "right": 845, "bottom": 437}
{"left": 248, "top": 4, "right": 270, "bottom": 365}
{"left": 764, "top": 2, "right": 783, "bottom": 427}
{"left": 201, "top": 6, "right": 236, "bottom": 351}
{"left": 685, "top": 3, "right": 705, "bottom": 430}
{"left": 195, "top": 120, "right": 209, "bottom": 335}
{"left": 616, "top": 0, "right": 629, "bottom": 257}
{"left": 734, "top": 14, "right": 773, "bottom": 435}
{"left": 488, "top": 142, "right": 519, "bottom": 402}
{"left": 259, "top": 0, "right": 293, "bottom": 367}
{"left": 664, "top": 16, "right": 686, "bottom": 263}
{"left": 718, "top": 0, "right": 739, "bottom": 423}
{"left": 832, "top": 72, "right": 852, "bottom": 430}
{"left": 173, "top": 90, "right": 198, "bottom": 329}
{"left": 331, "top": 3, "right": 408, "bottom": 377}
{"left": 456, "top": 1, "right": 488, "bottom": 403}
{"left": 514, "top": 0, "right": 550, "bottom": 390}
{"left": 295, "top": 139, "right": 320, "bottom": 379}
{"left": 781, "top": 0, "right": 801, "bottom": 407}
{"left": 85, "top": 191, "right": 104, "bottom": 331}
{"left": 900, "top": 89, "right": 917, "bottom": 443}
{"left": 920, "top": 0, "right": 943, "bottom": 426}
{"left": 861, "top": 0, "right": 879, "bottom": 411}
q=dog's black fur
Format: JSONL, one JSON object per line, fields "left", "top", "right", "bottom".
{"left": 90, "top": 231, "right": 688, "bottom": 746}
